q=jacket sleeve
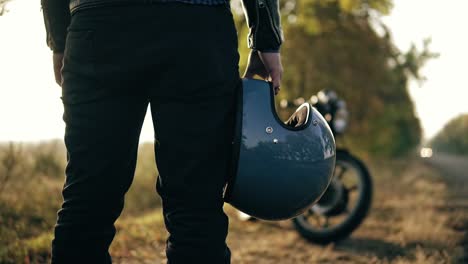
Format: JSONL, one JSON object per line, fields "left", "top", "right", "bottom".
{"left": 241, "top": 0, "right": 283, "bottom": 52}
{"left": 41, "top": 0, "right": 71, "bottom": 53}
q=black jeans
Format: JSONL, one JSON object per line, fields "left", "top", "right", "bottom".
{"left": 52, "top": 3, "right": 239, "bottom": 263}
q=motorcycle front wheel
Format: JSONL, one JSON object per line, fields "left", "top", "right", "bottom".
{"left": 292, "top": 150, "right": 372, "bottom": 244}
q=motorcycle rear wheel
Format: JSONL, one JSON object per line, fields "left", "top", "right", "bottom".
{"left": 292, "top": 150, "right": 372, "bottom": 244}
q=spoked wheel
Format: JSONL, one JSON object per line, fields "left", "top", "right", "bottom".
{"left": 292, "top": 150, "right": 372, "bottom": 244}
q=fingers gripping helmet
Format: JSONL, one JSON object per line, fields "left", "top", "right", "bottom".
{"left": 224, "top": 79, "right": 336, "bottom": 221}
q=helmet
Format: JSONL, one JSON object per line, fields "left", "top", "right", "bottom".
{"left": 224, "top": 79, "right": 336, "bottom": 220}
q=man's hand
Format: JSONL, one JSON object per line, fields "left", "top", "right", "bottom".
{"left": 53, "top": 53, "right": 64, "bottom": 87}
{"left": 244, "top": 50, "right": 283, "bottom": 95}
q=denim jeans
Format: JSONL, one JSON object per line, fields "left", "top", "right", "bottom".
{"left": 52, "top": 3, "right": 239, "bottom": 263}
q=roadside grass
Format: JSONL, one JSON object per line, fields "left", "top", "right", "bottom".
{"left": 0, "top": 141, "right": 465, "bottom": 263}
{"left": 0, "top": 142, "right": 160, "bottom": 264}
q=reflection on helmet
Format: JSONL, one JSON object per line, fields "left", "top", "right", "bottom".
{"left": 224, "top": 79, "right": 336, "bottom": 221}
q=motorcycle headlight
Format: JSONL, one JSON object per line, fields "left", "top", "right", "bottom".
{"left": 333, "top": 108, "right": 348, "bottom": 134}
{"left": 317, "top": 91, "right": 329, "bottom": 104}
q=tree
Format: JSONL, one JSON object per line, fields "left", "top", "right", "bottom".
{"left": 0, "top": 0, "right": 11, "bottom": 16}
{"left": 431, "top": 114, "right": 468, "bottom": 155}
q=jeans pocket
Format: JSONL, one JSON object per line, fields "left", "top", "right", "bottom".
{"left": 64, "top": 30, "right": 95, "bottom": 66}
{"left": 62, "top": 30, "right": 98, "bottom": 105}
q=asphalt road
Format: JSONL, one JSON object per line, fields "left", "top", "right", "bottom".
{"left": 426, "top": 153, "right": 468, "bottom": 262}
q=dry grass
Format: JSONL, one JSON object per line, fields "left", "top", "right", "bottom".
{"left": 0, "top": 141, "right": 466, "bottom": 263}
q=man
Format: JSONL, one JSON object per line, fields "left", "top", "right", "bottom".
{"left": 41, "top": 0, "right": 283, "bottom": 263}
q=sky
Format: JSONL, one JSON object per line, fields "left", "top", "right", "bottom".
{"left": 382, "top": 0, "right": 468, "bottom": 141}
{"left": 0, "top": 0, "right": 467, "bottom": 142}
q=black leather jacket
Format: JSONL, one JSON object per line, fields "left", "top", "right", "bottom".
{"left": 41, "top": 0, "right": 283, "bottom": 53}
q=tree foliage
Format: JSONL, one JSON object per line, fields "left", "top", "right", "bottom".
{"left": 233, "top": 0, "right": 436, "bottom": 157}
{"left": 430, "top": 114, "right": 468, "bottom": 155}
{"left": 0, "top": 0, "right": 11, "bottom": 16}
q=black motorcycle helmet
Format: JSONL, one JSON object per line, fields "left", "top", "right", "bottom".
{"left": 224, "top": 79, "right": 336, "bottom": 220}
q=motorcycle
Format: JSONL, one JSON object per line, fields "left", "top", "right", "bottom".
{"left": 291, "top": 90, "right": 373, "bottom": 244}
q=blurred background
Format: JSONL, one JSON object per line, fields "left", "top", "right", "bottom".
{"left": 0, "top": 0, "right": 467, "bottom": 263}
